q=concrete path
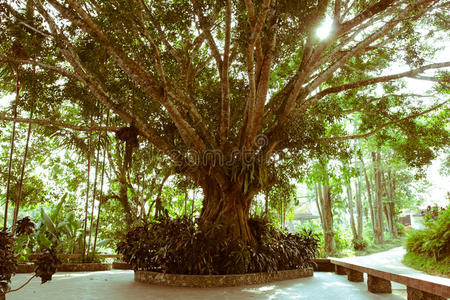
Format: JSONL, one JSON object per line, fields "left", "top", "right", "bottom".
{"left": 7, "top": 270, "right": 406, "bottom": 300}
{"left": 8, "top": 247, "right": 444, "bottom": 300}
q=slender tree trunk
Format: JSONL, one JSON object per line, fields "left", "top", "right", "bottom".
{"left": 388, "top": 170, "right": 398, "bottom": 238}
{"left": 184, "top": 191, "right": 188, "bottom": 216}
{"left": 360, "top": 157, "right": 376, "bottom": 240}
{"left": 355, "top": 177, "right": 363, "bottom": 239}
{"left": 4, "top": 79, "right": 19, "bottom": 229}
{"left": 314, "top": 182, "right": 323, "bottom": 226}
{"left": 82, "top": 120, "right": 92, "bottom": 262}
{"left": 12, "top": 111, "right": 33, "bottom": 231}
{"left": 264, "top": 190, "right": 269, "bottom": 215}
{"left": 191, "top": 189, "right": 195, "bottom": 217}
{"left": 140, "top": 172, "right": 145, "bottom": 219}
{"left": 383, "top": 169, "right": 398, "bottom": 238}
{"left": 346, "top": 182, "right": 357, "bottom": 239}
{"left": 118, "top": 142, "right": 134, "bottom": 226}
{"left": 93, "top": 111, "right": 109, "bottom": 254}
{"left": 153, "top": 172, "right": 169, "bottom": 219}
{"left": 87, "top": 140, "right": 101, "bottom": 256}
{"left": 372, "top": 151, "right": 384, "bottom": 244}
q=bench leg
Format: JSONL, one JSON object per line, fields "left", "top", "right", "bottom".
{"left": 367, "top": 274, "right": 392, "bottom": 293}
{"left": 335, "top": 265, "right": 347, "bottom": 275}
{"left": 407, "top": 287, "right": 445, "bottom": 300}
{"left": 347, "top": 269, "right": 364, "bottom": 282}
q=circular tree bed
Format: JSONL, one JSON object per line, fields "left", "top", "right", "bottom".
{"left": 118, "top": 216, "right": 320, "bottom": 287}
{"left": 134, "top": 268, "right": 313, "bottom": 287}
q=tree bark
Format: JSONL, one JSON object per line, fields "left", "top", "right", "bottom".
{"left": 118, "top": 143, "right": 134, "bottom": 227}
{"left": 315, "top": 180, "right": 336, "bottom": 256}
{"left": 372, "top": 151, "right": 384, "bottom": 244}
{"left": 346, "top": 182, "right": 357, "bottom": 239}
{"left": 360, "top": 157, "right": 376, "bottom": 240}
{"left": 355, "top": 177, "right": 363, "bottom": 239}
{"left": 4, "top": 79, "right": 19, "bottom": 229}
{"left": 198, "top": 175, "right": 255, "bottom": 243}
{"left": 87, "top": 140, "right": 101, "bottom": 256}
{"left": 82, "top": 121, "right": 92, "bottom": 261}
{"left": 12, "top": 110, "right": 33, "bottom": 231}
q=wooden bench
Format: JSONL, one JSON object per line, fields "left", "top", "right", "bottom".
{"left": 330, "top": 259, "right": 450, "bottom": 300}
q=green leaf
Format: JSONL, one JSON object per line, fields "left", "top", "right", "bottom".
{"left": 41, "top": 207, "right": 57, "bottom": 237}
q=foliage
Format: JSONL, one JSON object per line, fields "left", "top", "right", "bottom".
{"left": 0, "top": 230, "right": 17, "bottom": 296}
{"left": 35, "top": 197, "right": 85, "bottom": 255}
{"left": 422, "top": 205, "right": 446, "bottom": 223}
{"left": 352, "top": 238, "right": 368, "bottom": 251}
{"left": 397, "top": 223, "right": 406, "bottom": 236}
{"left": 34, "top": 246, "right": 61, "bottom": 284}
{"left": 405, "top": 207, "right": 450, "bottom": 261}
{"left": 15, "top": 216, "right": 35, "bottom": 236}
{"left": 118, "top": 216, "right": 319, "bottom": 275}
{"left": 402, "top": 251, "right": 450, "bottom": 277}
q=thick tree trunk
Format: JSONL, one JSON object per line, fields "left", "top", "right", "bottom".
{"left": 198, "top": 176, "right": 254, "bottom": 243}
{"left": 316, "top": 181, "right": 336, "bottom": 256}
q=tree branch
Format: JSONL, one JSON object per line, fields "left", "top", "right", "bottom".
{"left": 320, "top": 100, "right": 448, "bottom": 142}
{"left": 0, "top": 115, "right": 118, "bottom": 132}
{"left": 299, "top": 61, "right": 450, "bottom": 114}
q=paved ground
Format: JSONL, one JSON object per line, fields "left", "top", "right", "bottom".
{"left": 7, "top": 271, "right": 406, "bottom": 300}
{"left": 6, "top": 247, "right": 446, "bottom": 300}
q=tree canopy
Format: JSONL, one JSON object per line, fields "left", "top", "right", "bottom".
{"left": 1, "top": 0, "right": 449, "bottom": 241}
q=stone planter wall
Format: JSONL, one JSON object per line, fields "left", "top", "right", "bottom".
{"left": 135, "top": 268, "right": 313, "bottom": 287}
{"left": 16, "top": 263, "right": 111, "bottom": 273}
{"left": 112, "top": 261, "right": 132, "bottom": 270}
{"left": 16, "top": 263, "right": 36, "bottom": 273}
{"left": 57, "top": 263, "right": 111, "bottom": 272}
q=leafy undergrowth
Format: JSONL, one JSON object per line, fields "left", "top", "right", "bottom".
{"left": 117, "top": 216, "right": 319, "bottom": 275}
{"left": 403, "top": 207, "right": 449, "bottom": 277}
{"left": 402, "top": 252, "right": 450, "bottom": 277}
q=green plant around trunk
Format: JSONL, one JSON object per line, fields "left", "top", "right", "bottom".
{"left": 117, "top": 215, "right": 319, "bottom": 275}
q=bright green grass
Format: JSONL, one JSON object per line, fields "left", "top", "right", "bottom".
{"left": 402, "top": 252, "right": 450, "bottom": 277}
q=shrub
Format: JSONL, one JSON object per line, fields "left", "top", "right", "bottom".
{"left": 352, "top": 238, "right": 368, "bottom": 251}
{"left": 117, "top": 216, "right": 319, "bottom": 275}
{"left": 0, "top": 230, "right": 17, "bottom": 296}
{"left": 1, "top": 227, "right": 60, "bottom": 298}
{"left": 405, "top": 207, "right": 450, "bottom": 261}
{"left": 396, "top": 223, "right": 406, "bottom": 236}
{"left": 15, "top": 217, "right": 36, "bottom": 236}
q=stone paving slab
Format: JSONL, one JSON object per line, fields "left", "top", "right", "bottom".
{"left": 7, "top": 270, "right": 406, "bottom": 300}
